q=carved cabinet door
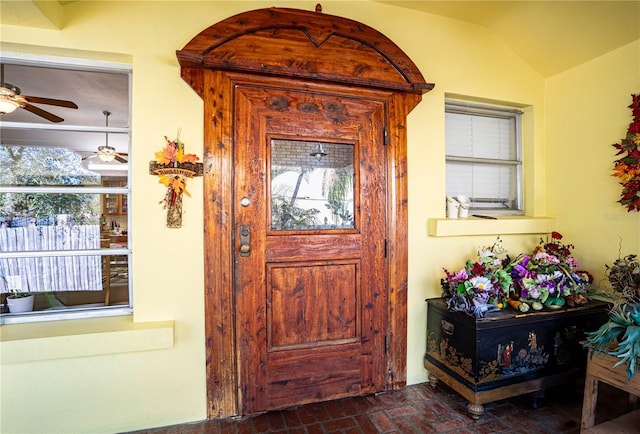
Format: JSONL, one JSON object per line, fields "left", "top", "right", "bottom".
{"left": 233, "top": 78, "right": 390, "bottom": 413}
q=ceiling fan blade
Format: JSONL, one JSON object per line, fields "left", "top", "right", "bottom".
{"left": 21, "top": 102, "right": 64, "bottom": 123}
{"left": 115, "top": 155, "right": 128, "bottom": 163}
{"left": 23, "top": 95, "right": 78, "bottom": 109}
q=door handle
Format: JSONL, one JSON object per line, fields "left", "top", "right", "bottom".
{"left": 239, "top": 224, "right": 251, "bottom": 256}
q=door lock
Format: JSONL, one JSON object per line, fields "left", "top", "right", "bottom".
{"left": 239, "top": 224, "right": 251, "bottom": 256}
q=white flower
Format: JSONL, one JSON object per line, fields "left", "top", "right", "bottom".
{"left": 470, "top": 276, "right": 493, "bottom": 292}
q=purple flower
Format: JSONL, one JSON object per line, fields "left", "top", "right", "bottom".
{"left": 454, "top": 269, "right": 468, "bottom": 281}
{"left": 512, "top": 256, "right": 530, "bottom": 281}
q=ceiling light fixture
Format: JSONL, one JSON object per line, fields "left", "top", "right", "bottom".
{"left": 0, "top": 94, "right": 20, "bottom": 115}
{"left": 310, "top": 142, "right": 327, "bottom": 161}
{"left": 0, "top": 68, "right": 21, "bottom": 115}
{"left": 98, "top": 110, "right": 116, "bottom": 162}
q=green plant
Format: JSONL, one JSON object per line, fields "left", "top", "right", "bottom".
{"left": 0, "top": 273, "right": 30, "bottom": 299}
{"left": 584, "top": 253, "right": 640, "bottom": 380}
{"left": 584, "top": 304, "right": 640, "bottom": 380}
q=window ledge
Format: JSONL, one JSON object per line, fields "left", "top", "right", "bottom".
{"left": 0, "top": 315, "right": 174, "bottom": 364}
{"left": 428, "top": 216, "right": 557, "bottom": 237}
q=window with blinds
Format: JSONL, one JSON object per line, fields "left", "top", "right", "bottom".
{"left": 445, "top": 100, "right": 524, "bottom": 215}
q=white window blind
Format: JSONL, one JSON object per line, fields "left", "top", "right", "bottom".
{"left": 445, "top": 100, "right": 523, "bottom": 214}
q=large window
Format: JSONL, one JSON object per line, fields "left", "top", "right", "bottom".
{"left": 445, "top": 99, "right": 523, "bottom": 215}
{"left": 0, "top": 56, "right": 131, "bottom": 323}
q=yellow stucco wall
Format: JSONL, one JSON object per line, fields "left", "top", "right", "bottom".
{"left": 0, "top": 1, "right": 638, "bottom": 433}
{"left": 545, "top": 40, "right": 640, "bottom": 277}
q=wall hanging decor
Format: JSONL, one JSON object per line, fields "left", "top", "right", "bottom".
{"left": 149, "top": 133, "right": 203, "bottom": 228}
{"left": 612, "top": 94, "right": 640, "bottom": 212}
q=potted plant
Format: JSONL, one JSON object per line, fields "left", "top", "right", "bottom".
{"left": 1, "top": 274, "right": 34, "bottom": 313}
{"left": 584, "top": 253, "right": 640, "bottom": 379}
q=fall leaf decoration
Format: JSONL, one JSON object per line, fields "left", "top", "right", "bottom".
{"left": 158, "top": 174, "right": 189, "bottom": 203}
{"left": 155, "top": 136, "right": 200, "bottom": 166}
{"left": 149, "top": 132, "right": 203, "bottom": 228}
{"left": 612, "top": 94, "right": 640, "bottom": 212}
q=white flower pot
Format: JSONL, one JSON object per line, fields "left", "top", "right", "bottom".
{"left": 7, "top": 294, "right": 34, "bottom": 313}
{"left": 447, "top": 200, "right": 459, "bottom": 219}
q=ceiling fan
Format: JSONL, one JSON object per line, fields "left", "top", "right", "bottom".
{"left": 0, "top": 63, "right": 78, "bottom": 123}
{"left": 83, "top": 110, "right": 128, "bottom": 163}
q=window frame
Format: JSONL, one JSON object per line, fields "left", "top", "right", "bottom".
{"left": 0, "top": 53, "right": 132, "bottom": 324}
{"left": 445, "top": 99, "right": 524, "bottom": 216}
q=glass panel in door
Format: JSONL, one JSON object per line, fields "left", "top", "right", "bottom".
{"left": 270, "top": 140, "right": 354, "bottom": 231}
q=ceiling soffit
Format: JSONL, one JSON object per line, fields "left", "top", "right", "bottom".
{"left": 377, "top": 1, "right": 640, "bottom": 77}
{"left": 0, "top": 0, "right": 64, "bottom": 29}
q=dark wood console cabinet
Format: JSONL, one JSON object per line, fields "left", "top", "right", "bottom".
{"left": 424, "top": 297, "right": 609, "bottom": 417}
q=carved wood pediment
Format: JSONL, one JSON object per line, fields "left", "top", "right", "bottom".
{"left": 177, "top": 7, "right": 434, "bottom": 96}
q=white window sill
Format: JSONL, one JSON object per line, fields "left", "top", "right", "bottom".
{"left": 0, "top": 315, "right": 174, "bottom": 364}
{"left": 428, "top": 216, "right": 556, "bottom": 237}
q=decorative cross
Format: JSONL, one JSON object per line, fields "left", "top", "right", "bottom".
{"left": 149, "top": 136, "right": 203, "bottom": 228}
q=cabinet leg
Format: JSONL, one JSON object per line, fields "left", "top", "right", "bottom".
{"left": 531, "top": 389, "right": 545, "bottom": 409}
{"left": 427, "top": 372, "right": 439, "bottom": 387}
{"left": 467, "top": 402, "right": 484, "bottom": 419}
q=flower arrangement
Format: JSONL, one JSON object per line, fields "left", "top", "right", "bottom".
{"left": 512, "top": 231, "right": 590, "bottom": 310}
{"left": 440, "top": 232, "right": 594, "bottom": 318}
{"left": 612, "top": 94, "right": 640, "bottom": 212}
{"left": 440, "top": 238, "right": 517, "bottom": 317}
{"left": 606, "top": 253, "right": 640, "bottom": 304}
{"left": 584, "top": 253, "right": 640, "bottom": 379}
{"left": 149, "top": 133, "right": 203, "bottom": 228}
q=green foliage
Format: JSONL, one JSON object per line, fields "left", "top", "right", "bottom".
{"left": 0, "top": 145, "right": 101, "bottom": 226}
{"left": 271, "top": 197, "right": 320, "bottom": 229}
{"left": 324, "top": 167, "right": 353, "bottom": 226}
{"left": 585, "top": 304, "right": 640, "bottom": 380}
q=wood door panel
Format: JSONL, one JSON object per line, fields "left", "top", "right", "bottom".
{"left": 237, "top": 85, "right": 383, "bottom": 138}
{"left": 266, "top": 234, "right": 361, "bottom": 262}
{"left": 235, "top": 79, "right": 388, "bottom": 414}
{"left": 268, "top": 260, "right": 360, "bottom": 350}
{"left": 265, "top": 352, "right": 364, "bottom": 407}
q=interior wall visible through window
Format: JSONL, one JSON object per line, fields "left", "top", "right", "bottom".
{"left": 0, "top": 54, "right": 132, "bottom": 323}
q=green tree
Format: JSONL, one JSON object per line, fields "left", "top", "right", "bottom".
{"left": 0, "top": 145, "right": 101, "bottom": 226}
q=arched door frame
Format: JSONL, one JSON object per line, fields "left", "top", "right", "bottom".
{"left": 177, "top": 6, "right": 433, "bottom": 418}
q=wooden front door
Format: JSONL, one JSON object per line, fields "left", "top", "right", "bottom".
{"left": 234, "top": 79, "right": 390, "bottom": 413}
{"left": 178, "top": 7, "right": 432, "bottom": 418}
